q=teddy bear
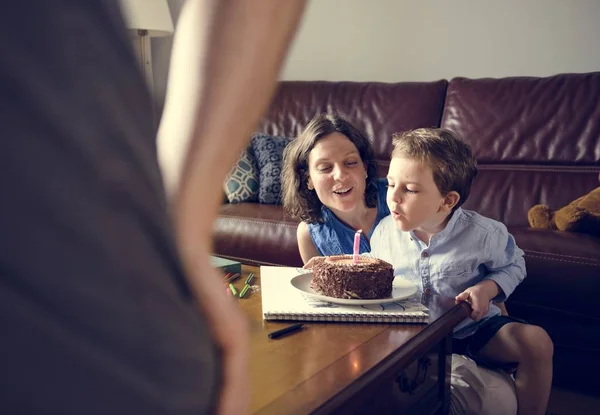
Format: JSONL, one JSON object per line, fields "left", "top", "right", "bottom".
{"left": 527, "top": 173, "right": 600, "bottom": 237}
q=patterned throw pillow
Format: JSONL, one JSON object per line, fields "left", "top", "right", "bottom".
{"left": 251, "top": 133, "right": 292, "bottom": 204}
{"left": 223, "top": 148, "right": 259, "bottom": 203}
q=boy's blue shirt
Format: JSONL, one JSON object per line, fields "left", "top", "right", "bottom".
{"left": 370, "top": 207, "right": 526, "bottom": 339}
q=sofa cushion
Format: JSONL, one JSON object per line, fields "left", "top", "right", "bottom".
{"left": 441, "top": 73, "right": 600, "bottom": 165}
{"left": 256, "top": 80, "right": 448, "bottom": 169}
{"left": 441, "top": 73, "right": 600, "bottom": 228}
{"left": 224, "top": 148, "right": 259, "bottom": 203}
{"left": 215, "top": 203, "right": 302, "bottom": 266}
{"left": 508, "top": 227, "right": 600, "bottom": 319}
{"left": 462, "top": 168, "right": 600, "bottom": 228}
{"left": 251, "top": 133, "right": 292, "bottom": 204}
{"left": 507, "top": 227, "right": 600, "bottom": 395}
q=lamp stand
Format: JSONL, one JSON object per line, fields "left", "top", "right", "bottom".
{"left": 134, "top": 29, "right": 157, "bottom": 127}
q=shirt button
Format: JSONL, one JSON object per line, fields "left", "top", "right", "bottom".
{"left": 422, "top": 251, "right": 429, "bottom": 258}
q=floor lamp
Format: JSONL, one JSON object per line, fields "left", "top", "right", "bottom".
{"left": 119, "top": 0, "right": 174, "bottom": 122}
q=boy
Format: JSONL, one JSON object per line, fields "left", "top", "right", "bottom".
{"left": 370, "top": 128, "right": 553, "bottom": 415}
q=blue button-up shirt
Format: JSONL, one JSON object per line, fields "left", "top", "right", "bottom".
{"left": 308, "top": 178, "right": 390, "bottom": 256}
{"left": 370, "top": 208, "right": 526, "bottom": 338}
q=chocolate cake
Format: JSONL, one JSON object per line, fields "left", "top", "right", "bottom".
{"left": 310, "top": 255, "right": 394, "bottom": 299}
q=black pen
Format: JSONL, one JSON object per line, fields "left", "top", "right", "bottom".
{"left": 268, "top": 323, "right": 305, "bottom": 339}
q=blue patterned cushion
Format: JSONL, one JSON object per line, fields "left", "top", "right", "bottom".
{"left": 224, "top": 148, "right": 259, "bottom": 203}
{"left": 251, "top": 133, "right": 292, "bottom": 204}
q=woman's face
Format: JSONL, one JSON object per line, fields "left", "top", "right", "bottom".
{"left": 307, "top": 133, "right": 368, "bottom": 214}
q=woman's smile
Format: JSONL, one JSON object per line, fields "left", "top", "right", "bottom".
{"left": 333, "top": 186, "right": 353, "bottom": 196}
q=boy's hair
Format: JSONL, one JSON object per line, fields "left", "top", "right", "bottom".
{"left": 391, "top": 128, "right": 478, "bottom": 210}
{"left": 281, "top": 114, "right": 379, "bottom": 223}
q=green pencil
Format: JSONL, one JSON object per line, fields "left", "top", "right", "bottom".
{"left": 228, "top": 283, "right": 238, "bottom": 296}
{"left": 239, "top": 284, "right": 251, "bottom": 298}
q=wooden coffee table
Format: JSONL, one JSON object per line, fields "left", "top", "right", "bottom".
{"left": 235, "top": 265, "right": 470, "bottom": 415}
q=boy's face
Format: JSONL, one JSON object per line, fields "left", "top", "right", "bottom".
{"left": 386, "top": 157, "right": 456, "bottom": 234}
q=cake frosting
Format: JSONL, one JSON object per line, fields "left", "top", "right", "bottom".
{"left": 310, "top": 255, "right": 394, "bottom": 299}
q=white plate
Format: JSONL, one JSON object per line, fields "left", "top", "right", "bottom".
{"left": 290, "top": 272, "right": 418, "bottom": 305}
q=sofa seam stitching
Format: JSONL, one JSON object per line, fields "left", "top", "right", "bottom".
{"left": 524, "top": 251, "right": 600, "bottom": 267}
{"left": 477, "top": 165, "right": 600, "bottom": 173}
{"left": 217, "top": 216, "right": 298, "bottom": 227}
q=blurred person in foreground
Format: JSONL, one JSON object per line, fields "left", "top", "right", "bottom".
{"left": 0, "top": 0, "right": 306, "bottom": 414}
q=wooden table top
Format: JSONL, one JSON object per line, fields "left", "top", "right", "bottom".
{"left": 234, "top": 266, "right": 470, "bottom": 415}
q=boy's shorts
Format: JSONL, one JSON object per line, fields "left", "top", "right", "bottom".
{"left": 452, "top": 315, "right": 527, "bottom": 372}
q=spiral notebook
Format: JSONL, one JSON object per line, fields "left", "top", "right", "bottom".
{"left": 260, "top": 266, "right": 428, "bottom": 324}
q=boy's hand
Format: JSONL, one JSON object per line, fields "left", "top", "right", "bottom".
{"left": 455, "top": 286, "right": 490, "bottom": 321}
{"left": 455, "top": 288, "right": 489, "bottom": 321}
{"left": 455, "top": 280, "right": 501, "bottom": 321}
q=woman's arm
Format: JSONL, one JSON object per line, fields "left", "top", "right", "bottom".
{"left": 172, "top": 1, "right": 306, "bottom": 414}
{"left": 297, "top": 221, "right": 321, "bottom": 264}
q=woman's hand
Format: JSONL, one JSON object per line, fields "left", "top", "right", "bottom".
{"left": 303, "top": 256, "right": 325, "bottom": 269}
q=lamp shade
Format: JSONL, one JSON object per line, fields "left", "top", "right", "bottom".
{"left": 119, "top": 0, "right": 174, "bottom": 36}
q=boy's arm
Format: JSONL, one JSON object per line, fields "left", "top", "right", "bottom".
{"left": 481, "top": 222, "right": 526, "bottom": 302}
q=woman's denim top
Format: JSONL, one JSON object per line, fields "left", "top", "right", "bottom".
{"left": 308, "top": 178, "right": 390, "bottom": 256}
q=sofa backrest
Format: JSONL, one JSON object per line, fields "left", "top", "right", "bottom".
{"left": 442, "top": 73, "right": 600, "bottom": 226}
{"left": 256, "top": 74, "right": 600, "bottom": 228}
{"left": 257, "top": 80, "right": 448, "bottom": 176}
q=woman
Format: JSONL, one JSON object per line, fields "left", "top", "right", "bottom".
{"left": 282, "top": 114, "right": 389, "bottom": 263}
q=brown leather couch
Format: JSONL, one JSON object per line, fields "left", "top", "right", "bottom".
{"left": 215, "top": 73, "right": 600, "bottom": 395}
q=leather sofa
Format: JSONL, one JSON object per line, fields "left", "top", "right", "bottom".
{"left": 214, "top": 73, "right": 600, "bottom": 395}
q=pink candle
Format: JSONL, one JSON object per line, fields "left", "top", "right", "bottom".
{"left": 353, "top": 230, "right": 362, "bottom": 264}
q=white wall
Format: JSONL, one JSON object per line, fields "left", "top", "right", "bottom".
{"left": 281, "top": 0, "right": 600, "bottom": 82}
{"left": 152, "top": 0, "right": 600, "bottom": 107}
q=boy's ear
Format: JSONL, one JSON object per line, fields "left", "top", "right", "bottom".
{"left": 442, "top": 191, "right": 460, "bottom": 211}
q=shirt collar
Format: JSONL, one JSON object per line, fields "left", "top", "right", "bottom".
{"left": 433, "top": 207, "right": 464, "bottom": 242}
{"left": 409, "top": 207, "right": 464, "bottom": 243}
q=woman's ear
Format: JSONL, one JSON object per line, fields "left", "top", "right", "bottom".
{"left": 442, "top": 191, "right": 460, "bottom": 212}
{"left": 307, "top": 176, "right": 314, "bottom": 191}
